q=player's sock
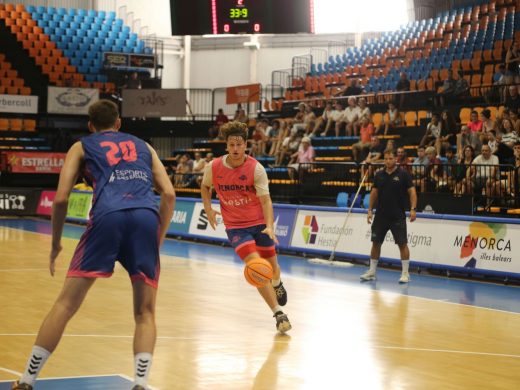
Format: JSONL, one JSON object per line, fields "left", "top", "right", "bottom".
{"left": 134, "top": 353, "right": 153, "bottom": 387}
{"left": 369, "top": 259, "right": 379, "bottom": 272}
{"left": 401, "top": 260, "right": 410, "bottom": 274}
{"left": 271, "top": 278, "right": 281, "bottom": 287}
{"left": 19, "top": 345, "right": 51, "bottom": 386}
{"left": 271, "top": 305, "right": 283, "bottom": 314}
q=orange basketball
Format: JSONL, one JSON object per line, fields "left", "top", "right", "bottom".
{"left": 244, "top": 258, "right": 273, "bottom": 288}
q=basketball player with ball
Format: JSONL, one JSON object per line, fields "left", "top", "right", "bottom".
{"left": 201, "top": 121, "right": 291, "bottom": 333}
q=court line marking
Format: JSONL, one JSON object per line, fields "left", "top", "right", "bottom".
{"left": 2, "top": 224, "right": 520, "bottom": 316}
{"left": 0, "top": 367, "right": 22, "bottom": 376}
{"left": 0, "top": 333, "right": 518, "bottom": 359}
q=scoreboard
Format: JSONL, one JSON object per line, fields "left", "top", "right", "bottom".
{"left": 170, "top": 0, "right": 314, "bottom": 35}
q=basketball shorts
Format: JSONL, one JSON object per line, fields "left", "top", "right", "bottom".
{"left": 371, "top": 215, "right": 408, "bottom": 245}
{"left": 68, "top": 208, "right": 160, "bottom": 288}
{"left": 226, "top": 224, "right": 276, "bottom": 260}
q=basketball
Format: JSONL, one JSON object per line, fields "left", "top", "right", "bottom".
{"left": 244, "top": 258, "right": 273, "bottom": 288}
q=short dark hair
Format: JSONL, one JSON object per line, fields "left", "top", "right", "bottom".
{"left": 88, "top": 100, "right": 119, "bottom": 130}
{"left": 384, "top": 150, "right": 396, "bottom": 157}
{"left": 220, "top": 121, "right": 249, "bottom": 141}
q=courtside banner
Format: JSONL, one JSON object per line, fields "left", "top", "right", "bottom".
{"left": 0, "top": 188, "right": 40, "bottom": 215}
{"left": 167, "top": 199, "right": 195, "bottom": 234}
{"left": 291, "top": 210, "right": 520, "bottom": 275}
{"left": 5, "top": 152, "right": 66, "bottom": 173}
{"left": 225, "top": 83, "right": 261, "bottom": 104}
{"left": 47, "top": 87, "right": 99, "bottom": 115}
{"left": 121, "top": 89, "right": 187, "bottom": 118}
{"left": 273, "top": 206, "right": 296, "bottom": 248}
{"left": 188, "top": 202, "right": 228, "bottom": 239}
{"left": 0, "top": 94, "right": 38, "bottom": 114}
{"left": 37, "top": 190, "right": 56, "bottom": 216}
{"left": 66, "top": 191, "right": 93, "bottom": 221}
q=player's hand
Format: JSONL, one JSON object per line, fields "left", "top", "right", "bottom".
{"left": 367, "top": 210, "right": 373, "bottom": 224}
{"left": 410, "top": 210, "right": 417, "bottom": 222}
{"left": 261, "top": 226, "right": 279, "bottom": 244}
{"left": 49, "top": 243, "right": 62, "bottom": 276}
{"left": 206, "top": 208, "right": 221, "bottom": 230}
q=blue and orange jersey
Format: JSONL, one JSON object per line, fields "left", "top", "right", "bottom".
{"left": 80, "top": 131, "right": 158, "bottom": 219}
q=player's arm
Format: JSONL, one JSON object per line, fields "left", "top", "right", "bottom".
{"left": 255, "top": 164, "right": 278, "bottom": 243}
{"left": 200, "top": 162, "right": 220, "bottom": 230}
{"left": 50, "top": 141, "right": 84, "bottom": 275}
{"left": 367, "top": 187, "right": 378, "bottom": 224}
{"left": 408, "top": 186, "right": 417, "bottom": 222}
{"left": 148, "top": 144, "right": 176, "bottom": 247}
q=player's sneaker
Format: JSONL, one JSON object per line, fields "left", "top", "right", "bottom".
{"left": 274, "top": 311, "right": 292, "bottom": 333}
{"left": 274, "top": 282, "right": 288, "bottom": 306}
{"left": 11, "top": 381, "right": 33, "bottom": 390}
{"left": 360, "top": 269, "right": 376, "bottom": 281}
{"left": 398, "top": 272, "right": 410, "bottom": 284}
{"left": 131, "top": 385, "right": 147, "bottom": 390}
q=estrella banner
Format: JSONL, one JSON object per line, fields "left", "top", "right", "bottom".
{"left": 5, "top": 152, "right": 66, "bottom": 174}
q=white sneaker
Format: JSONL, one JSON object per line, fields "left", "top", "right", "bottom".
{"left": 320, "top": 131, "right": 327, "bottom": 137}
{"left": 398, "top": 272, "right": 410, "bottom": 284}
{"left": 360, "top": 269, "right": 376, "bottom": 281}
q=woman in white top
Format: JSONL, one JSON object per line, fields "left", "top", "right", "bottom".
{"left": 420, "top": 113, "right": 441, "bottom": 149}
{"left": 379, "top": 102, "right": 402, "bottom": 135}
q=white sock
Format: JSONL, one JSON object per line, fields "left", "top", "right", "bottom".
{"left": 401, "top": 260, "right": 410, "bottom": 274}
{"left": 134, "top": 352, "right": 153, "bottom": 387}
{"left": 369, "top": 259, "right": 379, "bottom": 272}
{"left": 20, "top": 345, "right": 51, "bottom": 386}
{"left": 271, "top": 278, "right": 281, "bottom": 287}
{"left": 271, "top": 305, "right": 283, "bottom": 314}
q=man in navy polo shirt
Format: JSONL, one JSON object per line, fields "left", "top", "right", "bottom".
{"left": 360, "top": 150, "right": 417, "bottom": 283}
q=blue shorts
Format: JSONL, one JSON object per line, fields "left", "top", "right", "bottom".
{"left": 68, "top": 208, "right": 160, "bottom": 288}
{"left": 226, "top": 224, "right": 276, "bottom": 260}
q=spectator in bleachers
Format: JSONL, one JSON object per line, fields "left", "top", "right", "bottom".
{"left": 505, "top": 85, "right": 520, "bottom": 112}
{"left": 436, "top": 72, "right": 456, "bottom": 107}
{"left": 442, "top": 147, "right": 458, "bottom": 190}
{"left": 500, "top": 118, "right": 520, "bottom": 148}
{"left": 250, "top": 120, "right": 269, "bottom": 156}
{"left": 469, "top": 144, "right": 499, "bottom": 201}
{"left": 321, "top": 102, "right": 344, "bottom": 137}
{"left": 485, "top": 64, "right": 512, "bottom": 104}
{"left": 352, "top": 116, "right": 375, "bottom": 162}
{"left": 338, "top": 97, "right": 360, "bottom": 136}
{"left": 361, "top": 136, "right": 384, "bottom": 178}
{"left": 457, "top": 124, "right": 482, "bottom": 157}
{"left": 290, "top": 102, "right": 306, "bottom": 132}
{"left": 384, "top": 139, "right": 396, "bottom": 154}
{"left": 395, "top": 72, "right": 410, "bottom": 108}
{"left": 452, "top": 70, "right": 470, "bottom": 100}
{"left": 481, "top": 109, "right": 497, "bottom": 134}
{"left": 437, "top": 110, "right": 458, "bottom": 156}
{"left": 288, "top": 136, "right": 315, "bottom": 178}
{"left": 505, "top": 41, "right": 520, "bottom": 75}
{"left": 422, "top": 146, "right": 443, "bottom": 192}
{"left": 355, "top": 97, "right": 371, "bottom": 135}
{"left": 420, "top": 113, "right": 441, "bottom": 149}
{"left": 341, "top": 79, "right": 363, "bottom": 97}
{"left": 233, "top": 108, "right": 248, "bottom": 124}
{"left": 192, "top": 152, "right": 205, "bottom": 173}
{"left": 209, "top": 108, "right": 229, "bottom": 139}
{"left": 453, "top": 145, "right": 476, "bottom": 195}
{"left": 411, "top": 146, "right": 428, "bottom": 186}
{"left": 194, "top": 152, "right": 214, "bottom": 187}
{"left": 266, "top": 120, "right": 282, "bottom": 156}
{"left": 396, "top": 147, "right": 410, "bottom": 170}
{"left": 310, "top": 102, "right": 333, "bottom": 137}
{"left": 124, "top": 72, "right": 142, "bottom": 89}
{"left": 379, "top": 102, "right": 402, "bottom": 135}
{"left": 174, "top": 154, "right": 192, "bottom": 187}
{"left": 467, "top": 110, "right": 483, "bottom": 133}
{"left": 491, "top": 141, "right": 520, "bottom": 202}
{"left": 275, "top": 127, "right": 302, "bottom": 166}
{"left": 508, "top": 109, "right": 520, "bottom": 133}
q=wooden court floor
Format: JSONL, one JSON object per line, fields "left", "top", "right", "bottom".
{"left": 1, "top": 221, "right": 519, "bottom": 390}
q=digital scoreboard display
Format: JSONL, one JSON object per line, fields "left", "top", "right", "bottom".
{"left": 170, "top": 0, "right": 314, "bottom": 35}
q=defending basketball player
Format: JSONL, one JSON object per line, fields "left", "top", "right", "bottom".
{"left": 200, "top": 121, "right": 291, "bottom": 333}
{"left": 12, "top": 100, "right": 175, "bottom": 390}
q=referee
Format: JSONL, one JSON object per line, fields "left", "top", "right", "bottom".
{"left": 360, "top": 150, "right": 417, "bottom": 283}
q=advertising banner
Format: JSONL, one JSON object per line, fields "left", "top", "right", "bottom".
{"left": 121, "top": 89, "right": 187, "bottom": 118}
{"left": 273, "top": 206, "right": 296, "bottom": 248}
{"left": 0, "top": 188, "right": 40, "bottom": 215}
{"left": 37, "top": 190, "right": 56, "bottom": 216}
{"left": 47, "top": 87, "right": 99, "bottom": 115}
{"left": 5, "top": 152, "right": 66, "bottom": 174}
{"left": 103, "top": 53, "right": 155, "bottom": 69}
{"left": 290, "top": 210, "right": 520, "bottom": 274}
{"left": 0, "top": 94, "right": 38, "bottom": 114}
{"left": 66, "top": 191, "right": 93, "bottom": 221}
{"left": 225, "top": 83, "right": 261, "bottom": 104}
{"left": 103, "top": 52, "right": 130, "bottom": 67}
{"left": 167, "top": 199, "right": 195, "bottom": 234}
{"left": 129, "top": 54, "right": 155, "bottom": 69}
{"left": 188, "top": 202, "right": 228, "bottom": 240}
